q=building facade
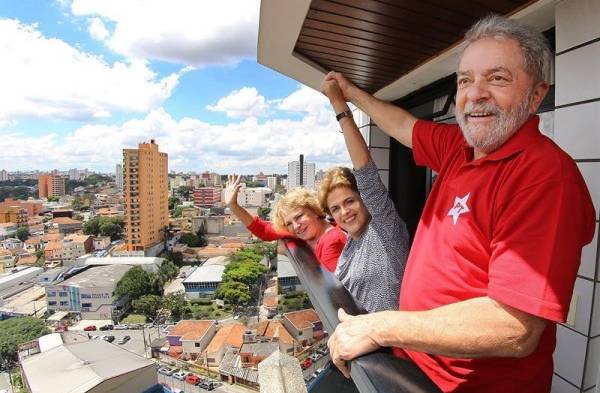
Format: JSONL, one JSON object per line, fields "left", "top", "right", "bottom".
{"left": 115, "top": 163, "right": 124, "bottom": 192}
{"left": 287, "top": 156, "right": 315, "bottom": 191}
{"left": 192, "top": 187, "right": 222, "bottom": 207}
{"left": 123, "top": 140, "right": 168, "bottom": 253}
{"left": 38, "top": 174, "right": 65, "bottom": 198}
{"left": 0, "top": 206, "right": 27, "bottom": 227}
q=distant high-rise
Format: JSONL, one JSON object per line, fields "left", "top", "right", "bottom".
{"left": 287, "top": 155, "right": 315, "bottom": 191}
{"left": 68, "top": 168, "right": 79, "bottom": 181}
{"left": 38, "top": 174, "right": 66, "bottom": 198}
{"left": 267, "top": 176, "right": 277, "bottom": 190}
{"left": 123, "top": 140, "right": 168, "bottom": 252}
{"left": 115, "top": 164, "right": 123, "bottom": 191}
{"left": 0, "top": 169, "right": 8, "bottom": 181}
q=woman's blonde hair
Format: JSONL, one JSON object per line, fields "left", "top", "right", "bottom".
{"left": 318, "top": 167, "right": 358, "bottom": 214}
{"left": 271, "top": 187, "right": 325, "bottom": 231}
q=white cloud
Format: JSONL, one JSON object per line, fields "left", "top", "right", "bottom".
{"left": 277, "top": 85, "right": 333, "bottom": 125}
{"left": 0, "top": 86, "right": 351, "bottom": 173}
{"left": 70, "top": 0, "right": 259, "bottom": 67}
{"left": 87, "top": 17, "right": 109, "bottom": 40}
{"left": 0, "top": 19, "right": 188, "bottom": 122}
{"left": 206, "top": 87, "right": 267, "bottom": 118}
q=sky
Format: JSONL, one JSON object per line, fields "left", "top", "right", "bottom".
{"left": 0, "top": 0, "right": 351, "bottom": 174}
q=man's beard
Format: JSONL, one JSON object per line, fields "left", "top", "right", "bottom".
{"left": 456, "top": 91, "right": 532, "bottom": 154}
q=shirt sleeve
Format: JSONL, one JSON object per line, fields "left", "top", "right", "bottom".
{"left": 246, "top": 216, "right": 290, "bottom": 241}
{"left": 316, "top": 227, "right": 346, "bottom": 272}
{"left": 412, "top": 120, "right": 464, "bottom": 172}
{"left": 354, "top": 160, "right": 401, "bottom": 225}
{"left": 488, "top": 178, "right": 596, "bottom": 322}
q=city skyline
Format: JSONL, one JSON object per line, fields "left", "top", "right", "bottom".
{"left": 0, "top": 1, "right": 351, "bottom": 174}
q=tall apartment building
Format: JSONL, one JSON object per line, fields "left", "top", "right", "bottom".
{"left": 287, "top": 155, "right": 315, "bottom": 191}
{"left": 0, "top": 170, "right": 8, "bottom": 181}
{"left": 192, "top": 187, "right": 222, "bottom": 207}
{"left": 115, "top": 163, "right": 124, "bottom": 191}
{"left": 123, "top": 140, "right": 168, "bottom": 252}
{"left": 267, "top": 176, "right": 277, "bottom": 190}
{"left": 38, "top": 174, "right": 66, "bottom": 198}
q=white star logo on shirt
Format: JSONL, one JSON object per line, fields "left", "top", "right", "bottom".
{"left": 447, "top": 193, "right": 471, "bottom": 225}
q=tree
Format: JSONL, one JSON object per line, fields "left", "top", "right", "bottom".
{"left": 196, "top": 224, "right": 208, "bottom": 247}
{"left": 84, "top": 216, "right": 124, "bottom": 240}
{"left": 132, "top": 295, "right": 163, "bottom": 320}
{"left": 179, "top": 232, "right": 201, "bottom": 247}
{"left": 165, "top": 251, "right": 184, "bottom": 267}
{"left": 114, "top": 267, "right": 159, "bottom": 301}
{"left": 258, "top": 207, "right": 271, "bottom": 220}
{"left": 168, "top": 196, "right": 181, "bottom": 211}
{"left": 177, "top": 186, "right": 193, "bottom": 200}
{"left": 158, "top": 260, "right": 179, "bottom": 283}
{"left": 215, "top": 280, "right": 251, "bottom": 305}
{"left": 0, "top": 317, "right": 51, "bottom": 367}
{"left": 47, "top": 196, "right": 59, "bottom": 202}
{"left": 15, "top": 227, "right": 30, "bottom": 242}
{"left": 171, "top": 206, "right": 184, "bottom": 218}
{"left": 99, "top": 221, "right": 123, "bottom": 241}
{"left": 162, "top": 293, "right": 187, "bottom": 321}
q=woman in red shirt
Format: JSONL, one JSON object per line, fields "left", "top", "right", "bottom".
{"left": 225, "top": 175, "right": 345, "bottom": 272}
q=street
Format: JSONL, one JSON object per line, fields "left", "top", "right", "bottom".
{"left": 157, "top": 372, "right": 257, "bottom": 393}
{"left": 0, "top": 371, "right": 13, "bottom": 393}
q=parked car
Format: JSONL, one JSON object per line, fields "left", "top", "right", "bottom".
{"left": 199, "top": 380, "right": 215, "bottom": 391}
{"left": 173, "top": 371, "right": 188, "bottom": 380}
{"left": 185, "top": 374, "right": 202, "bottom": 385}
{"left": 99, "top": 324, "right": 113, "bottom": 331}
{"left": 185, "top": 374, "right": 201, "bottom": 385}
{"left": 158, "top": 367, "right": 175, "bottom": 376}
{"left": 102, "top": 335, "right": 115, "bottom": 343}
{"left": 83, "top": 325, "right": 97, "bottom": 331}
{"left": 301, "top": 358, "right": 312, "bottom": 370}
{"left": 317, "top": 348, "right": 328, "bottom": 356}
{"left": 128, "top": 323, "right": 143, "bottom": 329}
{"left": 90, "top": 335, "right": 100, "bottom": 340}
{"left": 114, "top": 324, "right": 128, "bottom": 330}
{"left": 310, "top": 353, "right": 321, "bottom": 361}
{"left": 116, "top": 335, "right": 130, "bottom": 344}
{"left": 172, "top": 389, "right": 183, "bottom": 393}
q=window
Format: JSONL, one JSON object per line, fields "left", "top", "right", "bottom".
{"left": 48, "top": 301, "right": 57, "bottom": 306}
{"left": 195, "top": 343, "right": 200, "bottom": 347}
{"left": 82, "top": 303, "right": 92, "bottom": 308}
{"left": 59, "top": 301, "right": 69, "bottom": 306}
{"left": 48, "top": 291, "right": 56, "bottom": 297}
{"left": 59, "top": 292, "right": 68, "bottom": 297}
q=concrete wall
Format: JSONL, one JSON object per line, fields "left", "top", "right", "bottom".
{"left": 182, "top": 323, "right": 217, "bottom": 355}
{"left": 87, "top": 364, "right": 157, "bottom": 393}
{"left": 551, "top": 1, "right": 600, "bottom": 392}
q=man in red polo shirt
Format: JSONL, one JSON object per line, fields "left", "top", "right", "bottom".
{"left": 324, "top": 14, "right": 596, "bottom": 393}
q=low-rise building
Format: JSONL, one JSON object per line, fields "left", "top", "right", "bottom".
{"left": 282, "top": 309, "right": 324, "bottom": 347}
{"left": 239, "top": 341, "right": 279, "bottom": 368}
{"left": 192, "top": 215, "right": 225, "bottom": 235}
{"left": 204, "top": 323, "right": 246, "bottom": 367}
{"left": 93, "top": 236, "right": 111, "bottom": 250}
{"left": 166, "top": 320, "right": 217, "bottom": 361}
{"left": 20, "top": 339, "right": 158, "bottom": 393}
{"left": 253, "top": 320, "right": 301, "bottom": 356}
{"left": 0, "top": 206, "right": 27, "bottom": 227}
{"left": 277, "top": 256, "right": 302, "bottom": 292}
{"left": 0, "top": 222, "right": 18, "bottom": 240}
{"left": 44, "top": 241, "right": 63, "bottom": 263}
{"left": 82, "top": 256, "right": 163, "bottom": 273}
{"left": 183, "top": 264, "right": 226, "bottom": 298}
{"left": 24, "top": 236, "right": 43, "bottom": 252}
{"left": 52, "top": 217, "right": 83, "bottom": 234}
{"left": 45, "top": 265, "right": 132, "bottom": 320}
{"left": 62, "top": 234, "right": 93, "bottom": 264}
{"left": 0, "top": 198, "right": 43, "bottom": 217}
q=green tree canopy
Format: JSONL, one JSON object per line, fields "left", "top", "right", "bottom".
{"left": 177, "top": 185, "right": 193, "bottom": 200}
{"left": 215, "top": 280, "right": 251, "bottom": 305}
{"left": 171, "top": 206, "right": 184, "bottom": 218}
{"left": 179, "top": 232, "right": 201, "bottom": 247}
{"left": 114, "top": 267, "right": 160, "bottom": 300}
{"left": 132, "top": 294, "right": 163, "bottom": 320}
{"left": 15, "top": 227, "right": 30, "bottom": 242}
{"left": 168, "top": 196, "right": 181, "bottom": 210}
{"left": 158, "top": 260, "right": 179, "bottom": 283}
{"left": 47, "top": 196, "right": 60, "bottom": 202}
{"left": 165, "top": 251, "right": 184, "bottom": 267}
{"left": 83, "top": 216, "right": 124, "bottom": 240}
{"left": 0, "top": 317, "right": 51, "bottom": 367}
{"left": 162, "top": 293, "right": 187, "bottom": 321}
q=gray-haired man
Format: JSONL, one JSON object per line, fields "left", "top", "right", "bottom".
{"left": 325, "top": 14, "right": 596, "bottom": 393}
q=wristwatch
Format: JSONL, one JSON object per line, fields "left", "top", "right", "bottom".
{"left": 336, "top": 109, "right": 353, "bottom": 122}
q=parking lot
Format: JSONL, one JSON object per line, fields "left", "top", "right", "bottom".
{"left": 82, "top": 325, "right": 167, "bottom": 358}
{"left": 157, "top": 372, "right": 256, "bottom": 393}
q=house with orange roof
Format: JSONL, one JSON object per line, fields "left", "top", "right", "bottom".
{"left": 42, "top": 230, "right": 63, "bottom": 245}
{"left": 166, "top": 320, "right": 217, "bottom": 361}
{"left": 282, "top": 309, "right": 324, "bottom": 347}
{"left": 204, "top": 323, "right": 246, "bottom": 367}
{"left": 16, "top": 254, "right": 37, "bottom": 266}
{"left": 24, "top": 236, "right": 43, "bottom": 252}
{"left": 253, "top": 320, "right": 301, "bottom": 356}
{"left": 44, "top": 241, "right": 63, "bottom": 262}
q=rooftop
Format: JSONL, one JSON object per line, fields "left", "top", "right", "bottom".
{"left": 283, "top": 309, "right": 321, "bottom": 331}
{"left": 83, "top": 256, "right": 163, "bottom": 267}
{"left": 59, "top": 265, "right": 132, "bottom": 288}
{"left": 184, "top": 264, "right": 225, "bottom": 283}
{"left": 168, "top": 320, "right": 215, "bottom": 341}
{"left": 206, "top": 323, "right": 246, "bottom": 353}
{"left": 203, "top": 255, "right": 230, "bottom": 266}
{"left": 254, "top": 321, "right": 296, "bottom": 345}
{"left": 277, "top": 258, "right": 297, "bottom": 279}
{"left": 240, "top": 341, "right": 279, "bottom": 357}
{"left": 20, "top": 339, "right": 154, "bottom": 393}
{"left": 52, "top": 217, "right": 81, "bottom": 225}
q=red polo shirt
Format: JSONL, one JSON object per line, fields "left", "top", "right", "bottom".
{"left": 396, "top": 116, "right": 596, "bottom": 392}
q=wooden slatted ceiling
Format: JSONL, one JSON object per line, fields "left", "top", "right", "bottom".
{"left": 294, "top": 0, "right": 535, "bottom": 93}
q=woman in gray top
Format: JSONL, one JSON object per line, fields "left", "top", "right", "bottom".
{"left": 319, "top": 76, "right": 409, "bottom": 313}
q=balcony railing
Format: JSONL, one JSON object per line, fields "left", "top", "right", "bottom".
{"left": 283, "top": 239, "right": 440, "bottom": 393}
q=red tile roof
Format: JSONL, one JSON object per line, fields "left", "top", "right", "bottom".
{"left": 168, "top": 320, "right": 215, "bottom": 341}
{"left": 206, "top": 323, "right": 245, "bottom": 353}
{"left": 283, "top": 309, "right": 321, "bottom": 331}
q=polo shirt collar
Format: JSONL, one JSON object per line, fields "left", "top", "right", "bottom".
{"left": 462, "top": 115, "right": 542, "bottom": 164}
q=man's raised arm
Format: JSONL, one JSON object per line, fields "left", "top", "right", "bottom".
{"left": 325, "top": 71, "right": 418, "bottom": 149}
